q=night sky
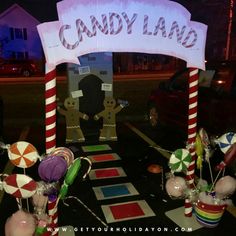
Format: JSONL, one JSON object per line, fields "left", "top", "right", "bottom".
{"left": 0, "top": 0, "right": 61, "bottom": 22}
{"left": 0, "top": 0, "right": 202, "bottom": 23}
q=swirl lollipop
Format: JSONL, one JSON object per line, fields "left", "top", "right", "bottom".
{"left": 169, "top": 149, "right": 192, "bottom": 173}
{"left": 50, "top": 147, "right": 74, "bottom": 167}
{"left": 7, "top": 141, "right": 39, "bottom": 168}
{"left": 3, "top": 174, "right": 37, "bottom": 199}
{"left": 216, "top": 132, "right": 236, "bottom": 154}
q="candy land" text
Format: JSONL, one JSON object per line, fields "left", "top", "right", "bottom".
{"left": 59, "top": 12, "right": 197, "bottom": 50}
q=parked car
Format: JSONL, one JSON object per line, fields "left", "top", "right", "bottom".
{"left": 147, "top": 61, "right": 236, "bottom": 136}
{"left": 0, "top": 59, "right": 37, "bottom": 77}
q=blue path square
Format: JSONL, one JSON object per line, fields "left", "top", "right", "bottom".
{"left": 101, "top": 184, "right": 130, "bottom": 198}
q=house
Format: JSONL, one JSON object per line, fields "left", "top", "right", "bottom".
{"left": 0, "top": 4, "right": 43, "bottom": 65}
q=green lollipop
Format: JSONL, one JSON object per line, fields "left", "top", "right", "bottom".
{"left": 59, "top": 158, "right": 81, "bottom": 200}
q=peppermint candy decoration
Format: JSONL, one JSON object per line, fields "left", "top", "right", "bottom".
{"left": 8, "top": 141, "right": 39, "bottom": 168}
{"left": 3, "top": 174, "right": 37, "bottom": 198}
{"left": 216, "top": 132, "right": 236, "bottom": 154}
{"left": 169, "top": 149, "right": 192, "bottom": 172}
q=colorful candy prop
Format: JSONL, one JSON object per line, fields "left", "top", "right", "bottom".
{"left": 215, "top": 143, "right": 236, "bottom": 171}
{"left": 198, "top": 128, "right": 214, "bottom": 185}
{"left": 50, "top": 147, "right": 74, "bottom": 167}
{"left": 38, "top": 155, "right": 67, "bottom": 183}
{"left": 5, "top": 210, "right": 37, "bottom": 236}
{"left": 195, "top": 201, "right": 227, "bottom": 228}
{"left": 165, "top": 176, "right": 187, "bottom": 198}
{"left": 3, "top": 174, "right": 37, "bottom": 199}
{"left": 169, "top": 149, "right": 192, "bottom": 173}
{"left": 215, "top": 175, "right": 236, "bottom": 199}
{"left": 47, "top": 196, "right": 59, "bottom": 236}
{"left": 58, "top": 158, "right": 81, "bottom": 200}
{"left": 216, "top": 132, "right": 236, "bottom": 154}
{"left": 199, "top": 127, "right": 211, "bottom": 150}
{"left": 195, "top": 133, "right": 204, "bottom": 170}
{"left": 7, "top": 141, "right": 39, "bottom": 168}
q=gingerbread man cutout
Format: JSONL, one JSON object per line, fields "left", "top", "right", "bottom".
{"left": 94, "top": 97, "right": 127, "bottom": 141}
{"left": 57, "top": 97, "right": 88, "bottom": 143}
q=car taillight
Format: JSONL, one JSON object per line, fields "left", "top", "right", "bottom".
{"left": 30, "top": 64, "right": 36, "bottom": 69}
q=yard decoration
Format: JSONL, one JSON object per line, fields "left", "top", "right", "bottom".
{"left": 57, "top": 97, "right": 89, "bottom": 143}
{"left": 36, "top": 0, "right": 208, "bottom": 229}
{"left": 94, "top": 97, "right": 128, "bottom": 141}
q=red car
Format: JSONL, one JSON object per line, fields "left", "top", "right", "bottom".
{"left": 0, "top": 59, "right": 37, "bottom": 77}
{"left": 148, "top": 61, "right": 236, "bottom": 136}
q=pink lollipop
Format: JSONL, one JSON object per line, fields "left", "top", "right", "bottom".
{"left": 215, "top": 175, "right": 236, "bottom": 199}
{"left": 5, "top": 210, "right": 37, "bottom": 236}
{"left": 165, "top": 176, "right": 187, "bottom": 198}
{"left": 8, "top": 141, "right": 39, "bottom": 168}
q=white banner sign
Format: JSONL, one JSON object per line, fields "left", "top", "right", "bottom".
{"left": 37, "top": 0, "right": 207, "bottom": 70}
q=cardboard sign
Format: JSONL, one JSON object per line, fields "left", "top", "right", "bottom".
{"left": 37, "top": 0, "right": 207, "bottom": 70}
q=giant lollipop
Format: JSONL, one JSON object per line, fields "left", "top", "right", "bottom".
{"left": 215, "top": 143, "right": 236, "bottom": 171}
{"left": 58, "top": 157, "right": 92, "bottom": 201}
{"left": 165, "top": 176, "right": 187, "bottom": 198}
{"left": 50, "top": 147, "right": 74, "bottom": 167}
{"left": 169, "top": 149, "right": 192, "bottom": 173}
{"left": 7, "top": 141, "right": 39, "bottom": 168}
{"left": 3, "top": 174, "right": 37, "bottom": 199}
{"left": 216, "top": 132, "right": 236, "bottom": 154}
{"left": 38, "top": 155, "right": 67, "bottom": 183}
{"left": 5, "top": 210, "right": 37, "bottom": 236}
{"left": 215, "top": 175, "right": 236, "bottom": 199}
{"left": 58, "top": 158, "right": 81, "bottom": 200}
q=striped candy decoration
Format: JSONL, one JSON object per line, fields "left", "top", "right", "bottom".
{"left": 185, "top": 68, "right": 199, "bottom": 217}
{"left": 45, "top": 65, "right": 57, "bottom": 154}
{"left": 194, "top": 201, "right": 227, "bottom": 228}
{"left": 45, "top": 197, "right": 59, "bottom": 236}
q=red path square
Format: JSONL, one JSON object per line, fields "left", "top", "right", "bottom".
{"left": 110, "top": 202, "right": 145, "bottom": 219}
{"left": 95, "top": 168, "right": 119, "bottom": 178}
{"left": 93, "top": 154, "right": 115, "bottom": 162}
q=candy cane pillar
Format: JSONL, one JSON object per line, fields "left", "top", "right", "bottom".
{"left": 42, "top": 198, "right": 58, "bottom": 236}
{"left": 45, "top": 65, "right": 57, "bottom": 154}
{"left": 185, "top": 68, "right": 198, "bottom": 217}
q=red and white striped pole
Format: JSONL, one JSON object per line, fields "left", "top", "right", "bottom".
{"left": 185, "top": 68, "right": 198, "bottom": 217}
{"left": 45, "top": 64, "right": 57, "bottom": 154}
{"left": 42, "top": 197, "right": 58, "bottom": 236}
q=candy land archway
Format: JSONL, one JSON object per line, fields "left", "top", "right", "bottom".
{"left": 37, "top": 0, "right": 207, "bottom": 220}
